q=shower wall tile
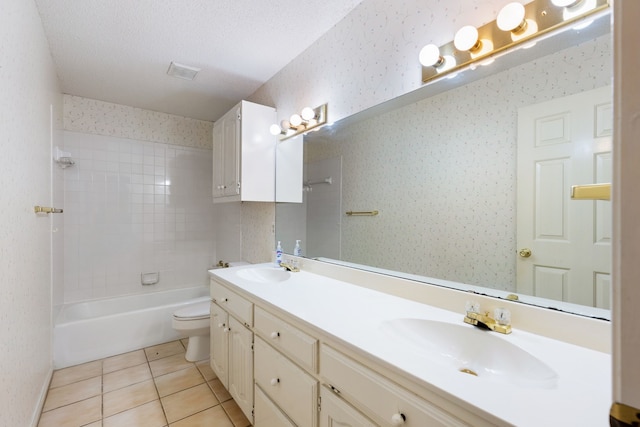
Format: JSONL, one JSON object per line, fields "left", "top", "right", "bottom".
{"left": 64, "top": 95, "right": 213, "bottom": 150}
{"left": 63, "top": 131, "right": 216, "bottom": 303}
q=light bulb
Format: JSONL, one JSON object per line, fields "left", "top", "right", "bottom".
{"left": 301, "top": 107, "right": 315, "bottom": 121}
{"left": 454, "top": 25, "right": 481, "bottom": 52}
{"left": 269, "top": 124, "right": 282, "bottom": 136}
{"left": 290, "top": 114, "right": 303, "bottom": 127}
{"left": 497, "top": 2, "right": 527, "bottom": 33}
{"left": 280, "top": 119, "right": 291, "bottom": 130}
{"left": 551, "top": 0, "right": 583, "bottom": 7}
{"left": 419, "top": 44, "right": 444, "bottom": 67}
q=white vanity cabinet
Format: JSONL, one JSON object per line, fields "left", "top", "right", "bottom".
{"left": 252, "top": 305, "right": 320, "bottom": 426}
{"left": 209, "top": 279, "right": 254, "bottom": 422}
{"left": 321, "top": 345, "right": 480, "bottom": 427}
{"left": 212, "top": 100, "right": 277, "bottom": 203}
{"left": 319, "top": 386, "right": 377, "bottom": 427}
{"left": 254, "top": 336, "right": 319, "bottom": 427}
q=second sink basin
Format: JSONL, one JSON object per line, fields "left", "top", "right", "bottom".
{"left": 235, "top": 267, "right": 291, "bottom": 283}
{"left": 380, "top": 318, "right": 558, "bottom": 389}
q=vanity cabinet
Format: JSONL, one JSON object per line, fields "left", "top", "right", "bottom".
{"left": 253, "top": 306, "right": 319, "bottom": 426}
{"left": 254, "top": 385, "right": 296, "bottom": 427}
{"left": 319, "top": 386, "right": 377, "bottom": 427}
{"left": 254, "top": 336, "right": 319, "bottom": 427}
{"left": 209, "top": 279, "right": 254, "bottom": 422}
{"left": 210, "top": 268, "right": 498, "bottom": 427}
{"left": 212, "top": 100, "right": 277, "bottom": 203}
{"left": 321, "top": 345, "right": 470, "bottom": 427}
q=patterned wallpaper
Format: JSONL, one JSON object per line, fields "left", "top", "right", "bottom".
{"left": 1, "top": 0, "right": 63, "bottom": 425}
{"left": 64, "top": 95, "right": 213, "bottom": 149}
{"left": 304, "top": 35, "right": 612, "bottom": 291}
{"left": 250, "top": 0, "right": 515, "bottom": 124}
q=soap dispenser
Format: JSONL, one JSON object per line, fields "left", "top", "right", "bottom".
{"left": 294, "top": 240, "right": 302, "bottom": 256}
{"left": 276, "top": 241, "right": 283, "bottom": 266}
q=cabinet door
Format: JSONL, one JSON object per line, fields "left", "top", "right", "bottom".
{"left": 212, "top": 121, "right": 225, "bottom": 197}
{"left": 320, "top": 386, "right": 377, "bottom": 427}
{"left": 222, "top": 107, "right": 240, "bottom": 197}
{"left": 210, "top": 302, "right": 229, "bottom": 388}
{"left": 228, "top": 316, "right": 254, "bottom": 423}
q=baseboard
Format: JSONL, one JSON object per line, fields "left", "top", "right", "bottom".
{"left": 30, "top": 367, "right": 53, "bottom": 427}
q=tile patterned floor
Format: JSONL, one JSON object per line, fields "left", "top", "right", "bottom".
{"left": 38, "top": 339, "right": 252, "bottom": 427}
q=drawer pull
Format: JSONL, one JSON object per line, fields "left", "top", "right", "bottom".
{"left": 270, "top": 331, "right": 280, "bottom": 339}
{"left": 270, "top": 378, "right": 280, "bottom": 386}
{"left": 217, "top": 323, "right": 225, "bottom": 328}
{"left": 391, "top": 413, "right": 406, "bottom": 425}
{"left": 224, "top": 327, "right": 231, "bottom": 333}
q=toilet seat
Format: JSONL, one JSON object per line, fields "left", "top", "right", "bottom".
{"left": 173, "top": 301, "right": 210, "bottom": 321}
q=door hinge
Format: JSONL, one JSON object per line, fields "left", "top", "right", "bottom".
{"left": 237, "top": 111, "right": 241, "bottom": 121}
{"left": 317, "top": 395, "right": 322, "bottom": 412}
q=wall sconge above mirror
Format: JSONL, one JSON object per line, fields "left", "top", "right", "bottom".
{"left": 270, "top": 104, "right": 328, "bottom": 141}
{"left": 419, "top": 0, "right": 609, "bottom": 83}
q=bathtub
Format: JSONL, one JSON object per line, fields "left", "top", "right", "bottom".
{"left": 53, "top": 286, "right": 210, "bottom": 369}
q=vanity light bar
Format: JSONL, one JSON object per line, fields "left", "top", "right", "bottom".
{"left": 272, "top": 104, "right": 328, "bottom": 141}
{"left": 420, "top": 0, "right": 609, "bottom": 83}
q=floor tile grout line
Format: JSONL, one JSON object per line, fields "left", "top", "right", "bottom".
{"left": 41, "top": 340, "right": 240, "bottom": 426}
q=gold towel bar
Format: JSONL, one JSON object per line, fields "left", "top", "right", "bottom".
{"left": 34, "top": 206, "right": 63, "bottom": 214}
{"left": 571, "top": 183, "right": 611, "bottom": 201}
{"left": 346, "top": 210, "right": 379, "bottom": 216}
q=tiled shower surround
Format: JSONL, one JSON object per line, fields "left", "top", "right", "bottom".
{"left": 62, "top": 130, "right": 215, "bottom": 303}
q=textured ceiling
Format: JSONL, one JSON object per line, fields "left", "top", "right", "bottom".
{"left": 35, "top": 0, "right": 366, "bottom": 122}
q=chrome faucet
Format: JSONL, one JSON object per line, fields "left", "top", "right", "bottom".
{"left": 464, "top": 303, "right": 512, "bottom": 334}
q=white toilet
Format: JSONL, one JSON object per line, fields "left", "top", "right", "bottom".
{"left": 172, "top": 301, "right": 211, "bottom": 362}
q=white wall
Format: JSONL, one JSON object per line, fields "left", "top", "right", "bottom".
{"left": 62, "top": 96, "right": 216, "bottom": 303}
{"left": 0, "top": 0, "right": 62, "bottom": 425}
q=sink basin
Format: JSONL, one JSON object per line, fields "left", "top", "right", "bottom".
{"left": 380, "top": 318, "right": 557, "bottom": 389}
{"left": 235, "top": 267, "right": 291, "bottom": 283}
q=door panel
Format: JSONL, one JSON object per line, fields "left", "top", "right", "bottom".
{"left": 517, "top": 86, "right": 612, "bottom": 307}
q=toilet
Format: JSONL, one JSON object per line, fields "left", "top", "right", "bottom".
{"left": 172, "top": 301, "right": 211, "bottom": 362}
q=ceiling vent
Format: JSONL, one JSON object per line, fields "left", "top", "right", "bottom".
{"left": 166, "top": 61, "right": 201, "bottom": 80}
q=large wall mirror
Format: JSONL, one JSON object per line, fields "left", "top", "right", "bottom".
{"left": 276, "top": 11, "right": 612, "bottom": 319}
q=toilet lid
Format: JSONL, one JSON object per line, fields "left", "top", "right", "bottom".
{"left": 173, "top": 301, "right": 210, "bottom": 320}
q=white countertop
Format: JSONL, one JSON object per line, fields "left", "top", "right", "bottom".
{"left": 210, "top": 262, "right": 611, "bottom": 426}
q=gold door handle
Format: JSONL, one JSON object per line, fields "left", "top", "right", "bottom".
{"left": 519, "top": 248, "right": 532, "bottom": 258}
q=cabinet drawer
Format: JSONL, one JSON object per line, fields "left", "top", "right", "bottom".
{"left": 254, "top": 306, "right": 318, "bottom": 372}
{"left": 255, "top": 384, "right": 296, "bottom": 427}
{"left": 255, "top": 337, "right": 318, "bottom": 427}
{"left": 320, "top": 386, "right": 377, "bottom": 427}
{"left": 321, "top": 345, "right": 468, "bottom": 427}
{"left": 210, "top": 279, "right": 253, "bottom": 326}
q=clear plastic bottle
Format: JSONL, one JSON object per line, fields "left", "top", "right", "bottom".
{"left": 276, "top": 241, "right": 283, "bottom": 266}
{"left": 294, "top": 240, "right": 302, "bottom": 256}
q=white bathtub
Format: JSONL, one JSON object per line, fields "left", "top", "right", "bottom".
{"left": 53, "top": 286, "right": 210, "bottom": 369}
